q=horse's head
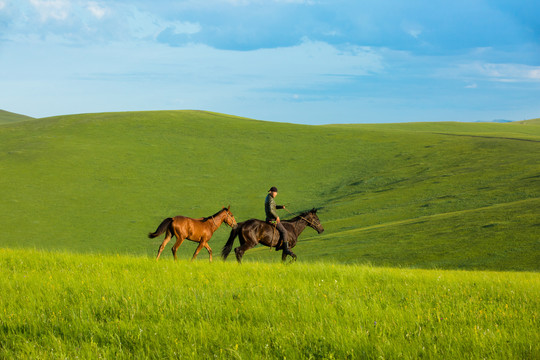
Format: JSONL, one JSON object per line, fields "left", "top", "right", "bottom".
{"left": 222, "top": 205, "right": 238, "bottom": 229}
{"left": 303, "top": 208, "right": 324, "bottom": 234}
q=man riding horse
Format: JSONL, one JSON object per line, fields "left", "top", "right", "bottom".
{"left": 265, "top": 186, "right": 292, "bottom": 257}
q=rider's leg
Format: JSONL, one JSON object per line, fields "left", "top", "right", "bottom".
{"left": 276, "top": 222, "right": 292, "bottom": 255}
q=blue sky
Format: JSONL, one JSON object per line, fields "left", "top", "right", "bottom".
{"left": 1, "top": 0, "right": 539, "bottom": 124}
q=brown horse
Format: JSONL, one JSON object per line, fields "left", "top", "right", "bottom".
{"left": 148, "top": 206, "right": 237, "bottom": 261}
{"left": 221, "top": 209, "right": 324, "bottom": 263}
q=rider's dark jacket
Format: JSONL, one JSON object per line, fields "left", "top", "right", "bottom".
{"left": 265, "top": 194, "right": 284, "bottom": 222}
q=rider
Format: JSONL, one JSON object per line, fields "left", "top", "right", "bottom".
{"left": 265, "top": 186, "right": 292, "bottom": 255}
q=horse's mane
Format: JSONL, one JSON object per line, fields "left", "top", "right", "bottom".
{"left": 201, "top": 208, "right": 226, "bottom": 222}
{"left": 284, "top": 208, "right": 317, "bottom": 222}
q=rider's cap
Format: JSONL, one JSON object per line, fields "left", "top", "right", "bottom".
{"left": 268, "top": 186, "right": 278, "bottom": 192}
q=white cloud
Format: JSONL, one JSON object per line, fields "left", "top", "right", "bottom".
{"left": 407, "top": 29, "right": 421, "bottom": 39}
{"left": 465, "top": 83, "right": 477, "bottom": 89}
{"left": 402, "top": 21, "right": 423, "bottom": 39}
{"left": 219, "top": 0, "right": 314, "bottom": 4}
{"left": 528, "top": 69, "right": 540, "bottom": 80}
{"left": 0, "top": 1, "right": 6, "bottom": 11}
{"left": 224, "top": 40, "right": 383, "bottom": 89}
{"left": 438, "top": 61, "right": 540, "bottom": 84}
{"left": 30, "top": 0, "right": 70, "bottom": 21}
{"left": 470, "top": 63, "right": 540, "bottom": 82}
{"left": 87, "top": 1, "right": 106, "bottom": 19}
{"left": 272, "top": 0, "right": 315, "bottom": 3}
{"left": 168, "top": 20, "right": 201, "bottom": 35}
{"left": 125, "top": 7, "right": 200, "bottom": 40}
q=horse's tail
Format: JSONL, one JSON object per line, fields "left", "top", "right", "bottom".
{"left": 148, "top": 218, "right": 173, "bottom": 238}
{"left": 221, "top": 225, "right": 240, "bottom": 260}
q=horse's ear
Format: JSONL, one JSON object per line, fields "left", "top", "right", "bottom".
{"left": 227, "top": 205, "right": 230, "bottom": 210}
{"left": 312, "top": 208, "right": 317, "bottom": 213}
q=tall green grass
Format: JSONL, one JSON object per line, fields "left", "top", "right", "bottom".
{"left": 1, "top": 248, "right": 538, "bottom": 359}
{"left": 0, "top": 111, "right": 538, "bottom": 270}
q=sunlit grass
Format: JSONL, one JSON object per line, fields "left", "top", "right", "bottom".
{"left": 1, "top": 249, "right": 538, "bottom": 359}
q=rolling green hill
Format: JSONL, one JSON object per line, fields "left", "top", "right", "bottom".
{"left": 0, "top": 109, "right": 34, "bottom": 124}
{"left": 0, "top": 111, "right": 538, "bottom": 270}
{"left": 517, "top": 117, "right": 540, "bottom": 126}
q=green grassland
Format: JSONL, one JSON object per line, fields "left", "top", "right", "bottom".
{"left": 1, "top": 248, "right": 538, "bottom": 359}
{"left": 0, "top": 110, "right": 538, "bottom": 270}
{"left": 1, "top": 111, "right": 539, "bottom": 359}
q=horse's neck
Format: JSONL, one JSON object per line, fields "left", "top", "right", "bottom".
{"left": 289, "top": 217, "right": 308, "bottom": 236}
{"left": 211, "top": 211, "right": 226, "bottom": 228}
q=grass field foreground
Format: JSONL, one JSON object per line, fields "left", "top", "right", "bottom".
{"left": 1, "top": 249, "right": 538, "bottom": 359}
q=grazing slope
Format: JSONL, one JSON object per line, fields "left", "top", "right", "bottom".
{"left": 0, "top": 111, "right": 538, "bottom": 270}
{"left": 0, "top": 109, "right": 34, "bottom": 124}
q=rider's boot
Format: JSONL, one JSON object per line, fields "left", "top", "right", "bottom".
{"left": 282, "top": 238, "right": 293, "bottom": 256}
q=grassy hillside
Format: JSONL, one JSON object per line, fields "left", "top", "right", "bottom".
{"left": 1, "top": 249, "right": 538, "bottom": 359}
{"left": 0, "top": 111, "right": 538, "bottom": 270}
{"left": 0, "top": 109, "right": 34, "bottom": 124}
{"left": 517, "top": 117, "right": 540, "bottom": 126}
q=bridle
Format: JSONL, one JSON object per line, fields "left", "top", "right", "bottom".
{"left": 211, "top": 209, "right": 237, "bottom": 228}
{"left": 224, "top": 210, "right": 237, "bottom": 228}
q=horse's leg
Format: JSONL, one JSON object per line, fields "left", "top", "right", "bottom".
{"left": 156, "top": 230, "right": 173, "bottom": 260}
{"left": 234, "top": 247, "right": 243, "bottom": 263}
{"left": 203, "top": 242, "right": 213, "bottom": 263}
{"left": 282, "top": 249, "right": 297, "bottom": 262}
{"left": 234, "top": 232, "right": 248, "bottom": 263}
{"left": 233, "top": 224, "right": 259, "bottom": 263}
{"left": 234, "top": 242, "right": 256, "bottom": 264}
{"left": 191, "top": 241, "right": 206, "bottom": 262}
{"left": 171, "top": 237, "right": 186, "bottom": 261}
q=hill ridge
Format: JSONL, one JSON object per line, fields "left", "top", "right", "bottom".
{"left": 0, "top": 109, "right": 34, "bottom": 124}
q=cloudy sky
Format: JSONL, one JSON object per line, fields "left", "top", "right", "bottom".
{"left": 1, "top": 0, "right": 539, "bottom": 124}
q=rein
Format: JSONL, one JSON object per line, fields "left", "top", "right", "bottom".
{"left": 283, "top": 208, "right": 319, "bottom": 230}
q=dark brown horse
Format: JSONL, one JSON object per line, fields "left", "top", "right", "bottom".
{"left": 149, "top": 206, "right": 237, "bottom": 261}
{"left": 221, "top": 209, "right": 323, "bottom": 263}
